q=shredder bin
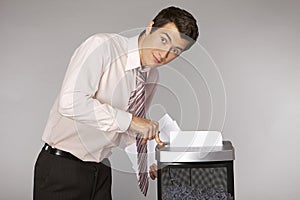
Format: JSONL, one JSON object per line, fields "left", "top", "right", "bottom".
{"left": 156, "top": 141, "right": 235, "bottom": 200}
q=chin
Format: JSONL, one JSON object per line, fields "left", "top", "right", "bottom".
{"left": 144, "top": 62, "right": 156, "bottom": 68}
{"left": 148, "top": 64, "right": 160, "bottom": 69}
{"left": 150, "top": 61, "right": 163, "bottom": 67}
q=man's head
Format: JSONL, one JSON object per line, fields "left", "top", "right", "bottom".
{"left": 151, "top": 6, "right": 199, "bottom": 50}
{"left": 139, "top": 6, "right": 199, "bottom": 68}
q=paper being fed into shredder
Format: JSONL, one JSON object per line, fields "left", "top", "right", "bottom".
{"left": 124, "top": 114, "right": 224, "bottom": 178}
{"left": 169, "top": 131, "right": 223, "bottom": 147}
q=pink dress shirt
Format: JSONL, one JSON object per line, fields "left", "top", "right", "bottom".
{"left": 42, "top": 33, "right": 159, "bottom": 162}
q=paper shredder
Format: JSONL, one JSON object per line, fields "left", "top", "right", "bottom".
{"left": 156, "top": 141, "right": 235, "bottom": 200}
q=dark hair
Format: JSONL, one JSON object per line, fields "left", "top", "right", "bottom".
{"left": 151, "top": 6, "right": 199, "bottom": 50}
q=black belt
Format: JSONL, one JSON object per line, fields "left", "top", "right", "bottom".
{"left": 43, "top": 143, "right": 81, "bottom": 162}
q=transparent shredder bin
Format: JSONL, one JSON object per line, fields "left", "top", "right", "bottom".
{"left": 155, "top": 141, "right": 235, "bottom": 200}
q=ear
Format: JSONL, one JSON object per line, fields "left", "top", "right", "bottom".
{"left": 145, "top": 21, "right": 154, "bottom": 35}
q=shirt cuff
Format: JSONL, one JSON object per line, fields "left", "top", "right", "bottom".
{"left": 115, "top": 109, "right": 132, "bottom": 132}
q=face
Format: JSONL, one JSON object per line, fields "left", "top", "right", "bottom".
{"left": 139, "top": 22, "right": 190, "bottom": 68}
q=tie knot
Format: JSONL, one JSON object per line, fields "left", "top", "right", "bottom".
{"left": 136, "top": 68, "right": 146, "bottom": 84}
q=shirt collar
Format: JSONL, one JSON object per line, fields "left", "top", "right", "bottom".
{"left": 125, "top": 35, "right": 141, "bottom": 71}
{"left": 125, "top": 35, "right": 152, "bottom": 73}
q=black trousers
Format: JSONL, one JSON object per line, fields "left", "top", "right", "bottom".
{"left": 33, "top": 148, "right": 112, "bottom": 200}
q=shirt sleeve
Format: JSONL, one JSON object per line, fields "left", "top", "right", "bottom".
{"left": 57, "top": 34, "right": 132, "bottom": 132}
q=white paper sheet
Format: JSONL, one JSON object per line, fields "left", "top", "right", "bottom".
{"left": 124, "top": 113, "right": 180, "bottom": 177}
{"left": 170, "top": 131, "right": 223, "bottom": 147}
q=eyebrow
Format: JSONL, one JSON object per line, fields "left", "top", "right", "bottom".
{"left": 161, "top": 32, "right": 184, "bottom": 51}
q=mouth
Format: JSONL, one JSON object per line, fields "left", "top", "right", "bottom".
{"left": 152, "top": 54, "right": 161, "bottom": 64}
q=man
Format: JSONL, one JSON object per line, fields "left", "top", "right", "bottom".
{"left": 34, "top": 6, "right": 198, "bottom": 200}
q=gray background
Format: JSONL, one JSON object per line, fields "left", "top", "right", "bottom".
{"left": 1, "top": 0, "right": 300, "bottom": 199}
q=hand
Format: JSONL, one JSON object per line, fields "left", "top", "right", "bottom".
{"left": 155, "top": 131, "right": 164, "bottom": 146}
{"left": 149, "top": 163, "right": 158, "bottom": 180}
{"left": 129, "top": 116, "right": 163, "bottom": 145}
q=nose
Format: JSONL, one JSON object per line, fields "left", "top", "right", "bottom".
{"left": 159, "top": 49, "right": 170, "bottom": 61}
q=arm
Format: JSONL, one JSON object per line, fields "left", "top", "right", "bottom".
{"left": 58, "top": 35, "right": 132, "bottom": 132}
{"left": 124, "top": 69, "right": 162, "bottom": 178}
{"left": 145, "top": 69, "right": 161, "bottom": 179}
{"left": 125, "top": 69, "right": 163, "bottom": 145}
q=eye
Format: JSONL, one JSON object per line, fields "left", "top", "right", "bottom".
{"left": 170, "top": 48, "right": 181, "bottom": 55}
{"left": 161, "top": 37, "right": 167, "bottom": 44}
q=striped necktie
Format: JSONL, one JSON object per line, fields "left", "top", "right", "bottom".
{"left": 127, "top": 67, "right": 149, "bottom": 196}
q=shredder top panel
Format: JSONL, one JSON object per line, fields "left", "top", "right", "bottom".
{"left": 156, "top": 141, "right": 235, "bottom": 162}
